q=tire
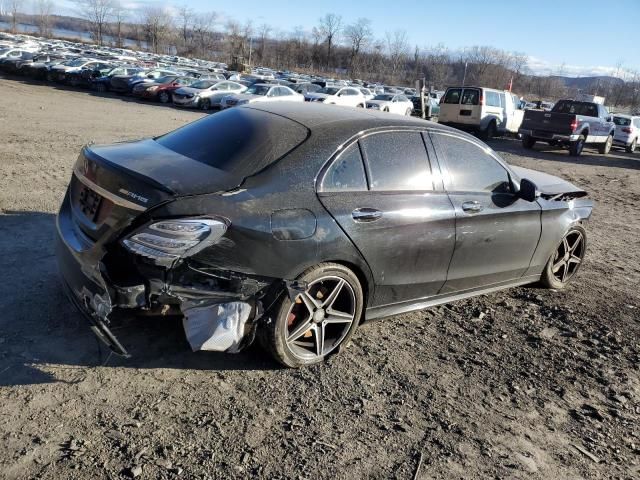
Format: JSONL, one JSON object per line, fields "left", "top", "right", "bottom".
{"left": 199, "top": 98, "right": 210, "bottom": 111}
{"left": 95, "top": 83, "right": 107, "bottom": 93}
{"left": 522, "top": 135, "right": 536, "bottom": 149}
{"left": 158, "top": 91, "right": 171, "bottom": 104}
{"left": 259, "top": 263, "right": 364, "bottom": 368}
{"left": 480, "top": 120, "right": 496, "bottom": 140}
{"left": 569, "top": 136, "right": 585, "bottom": 156}
{"left": 626, "top": 139, "right": 637, "bottom": 153}
{"left": 540, "top": 225, "right": 587, "bottom": 289}
{"left": 405, "top": 108, "right": 412, "bottom": 116}
{"left": 548, "top": 140, "right": 558, "bottom": 147}
{"left": 356, "top": 103, "right": 364, "bottom": 108}
{"left": 46, "top": 72, "right": 54, "bottom": 82}
{"left": 598, "top": 134, "right": 613, "bottom": 155}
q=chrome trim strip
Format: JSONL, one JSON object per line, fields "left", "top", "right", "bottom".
{"left": 73, "top": 167, "right": 147, "bottom": 212}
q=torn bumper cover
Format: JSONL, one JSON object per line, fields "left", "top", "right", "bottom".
{"left": 56, "top": 212, "right": 275, "bottom": 357}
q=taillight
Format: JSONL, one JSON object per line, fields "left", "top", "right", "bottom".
{"left": 569, "top": 118, "right": 578, "bottom": 131}
{"left": 479, "top": 94, "right": 484, "bottom": 106}
{"left": 621, "top": 127, "right": 633, "bottom": 134}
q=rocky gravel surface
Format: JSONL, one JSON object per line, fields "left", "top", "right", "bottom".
{"left": 0, "top": 77, "right": 638, "bottom": 479}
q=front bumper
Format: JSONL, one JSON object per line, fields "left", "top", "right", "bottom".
{"left": 173, "top": 96, "right": 199, "bottom": 107}
{"left": 519, "top": 128, "right": 580, "bottom": 142}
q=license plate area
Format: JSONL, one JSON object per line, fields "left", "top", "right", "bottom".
{"left": 78, "top": 185, "right": 102, "bottom": 222}
{"left": 460, "top": 110, "right": 472, "bottom": 116}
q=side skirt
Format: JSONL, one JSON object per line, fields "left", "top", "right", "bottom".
{"left": 365, "top": 275, "right": 540, "bottom": 321}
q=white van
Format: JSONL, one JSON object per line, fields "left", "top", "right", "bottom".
{"left": 439, "top": 86, "right": 525, "bottom": 139}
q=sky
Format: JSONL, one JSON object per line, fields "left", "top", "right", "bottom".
{"left": 52, "top": 0, "right": 640, "bottom": 77}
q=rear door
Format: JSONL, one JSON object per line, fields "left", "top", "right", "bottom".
{"left": 430, "top": 131, "right": 541, "bottom": 293}
{"left": 317, "top": 130, "right": 456, "bottom": 307}
{"left": 439, "top": 88, "right": 462, "bottom": 123}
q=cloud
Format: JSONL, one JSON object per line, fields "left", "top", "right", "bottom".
{"left": 526, "top": 56, "right": 634, "bottom": 78}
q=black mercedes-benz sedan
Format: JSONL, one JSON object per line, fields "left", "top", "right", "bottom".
{"left": 56, "top": 103, "right": 593, "bottom": 367}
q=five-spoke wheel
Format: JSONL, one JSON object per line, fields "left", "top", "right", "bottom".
{"left": 261, "top": 263, "right": 363, "bottom": 368}
{"left": 541, "top": 226, "right": 586, "bottom": 289}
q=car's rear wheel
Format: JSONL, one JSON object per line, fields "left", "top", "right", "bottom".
{"left": 627, "top": 139, "right": 637, "bottom": 153}
{"left": 540, "top": 226, "right": 587, "bottom": 289}
{"left": 405, "top": 108, "right": 412, "bottom": 116}
{"left": 522, "top": 135, "right": 536, "bottom": 149}
{"left": 598, "top": 134, "right": 613, "bottom": 155}
{"left": 158, "top": 91, "right": 171, "bottom": 104}
{"left": 569, "top": 136, "right": 585, "bottom": 156}
{"left": 260, "top": 263, "right": 363, "bottom": 368}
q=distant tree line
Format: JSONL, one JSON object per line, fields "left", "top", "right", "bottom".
{"left": 1, "top": 2, "right": 638, "bottom": 110}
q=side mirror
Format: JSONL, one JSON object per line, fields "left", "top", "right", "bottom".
{"left": 519, "top": 178, "right": 539, "bottom": 202}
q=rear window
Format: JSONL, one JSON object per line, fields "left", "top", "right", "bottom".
{"left": 613, "top": 116, "right": 631, "bottom": 126}
{"left": 552, "top": 101, "right": 598, "bottom": 117}
{"left": 442, "top": 88, "right": 462, "bottom": 104}
{"left": 156, "top": 108, "right": 308, "bottom": 176}
{"left": 461, "top": 89, "right": 480, "bottom": 106}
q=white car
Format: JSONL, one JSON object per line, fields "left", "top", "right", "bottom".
{"left": 304, "top": 86, "right": 366, "bottom": 108}
{"left": 173, "top": 80, "right": 247, "bottom": 110}
{"left": 221, "top": 84, "right": 304, "bottom": 109}
{"left": 359, "top": 87, "right": 375, "bottom": 100}
{"left": 0, "top": 47, "right": 37, "bottom": 60}
{"left": 612, "top": 114, "right": 639, "bottom": 153}
{"left": 365, "top": 93, "right": 414, "bottom": 116}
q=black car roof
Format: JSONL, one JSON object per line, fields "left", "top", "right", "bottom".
{"left": 244, "top": 102, "right": 465, "bottom": 137}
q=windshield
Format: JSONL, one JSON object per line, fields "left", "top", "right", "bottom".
{"left": 192, "top": 80, "right": 217, "bottom": 89}
{"left": 373, "top": 94, "right": 394, "bottom": 101}
{"left": 245, "top": 85, "right": 270, "bottom": 95}
{"left": 613, "top": 116, "right": 631, "bottom": 126}
{"left": 319, "top": 87, "right": 340, "bottom": 95}
{"left": 155, "top": 75, "right": 176, "bottom": 84}
{"left": 68, "top": 58, "right": 87, "bottom": 67}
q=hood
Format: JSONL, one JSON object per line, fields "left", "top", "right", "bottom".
{"left": 510, "top": 166, "right": 587, "bottom": 198}
{"left": 305, "top": 93, "right": 329, "bottom": 100}
{"left": 366, "top": 100, "right": 390, "bottom": 106}
{"left": 175, "top": 86, "right": 201, "bottom": 96}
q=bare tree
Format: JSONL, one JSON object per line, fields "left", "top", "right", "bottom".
{"left": 74, "top": 0, "right": 115, "bottom": 46}
{"left": 140, "top": 6, "right": 173, "bottom": 54}
{"left": 318, "top": 13, "right": 341, "bottom": 70}
{"left": 386, "top": 30, "right": 409, "bottom": 83}
{"left": 111, "top": 1, "right": 127, "bottom": 48}
{"left": 192, "top": 12, "right": 216, "bottom": 58}
{"left": 257, "top": 23, "right": 271, "bottom": 64}
{"left": 8, "top": 0, "right": 21, "bottom": 33}
{"left": 176, "top": 5, "right": 193, "bottom": 48}
{"left": 35, "top": 0, "right": 53, "bottom": 37}
{"left": 343, "top": 17, "right": 371, "bottom": 75}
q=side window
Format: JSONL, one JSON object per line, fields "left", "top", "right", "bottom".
{"left": 360, "top": 132, "right": 433, "bottom": 191}
{"left": 498, "top": 93, "right": 506, "bottom": 108}
{"left": 431, "top": 133, "right": 510, "bottom": 193}
{"left": 321, "top": 142, "right": 367, "bottom": 192}
{"left": 486, "top": 91, "right": 500, "bottom": 107}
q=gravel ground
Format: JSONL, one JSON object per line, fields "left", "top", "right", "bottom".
{"left": 0, "top": 77, "right": 638, "bottom": 480}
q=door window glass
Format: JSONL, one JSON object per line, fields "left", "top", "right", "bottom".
{"left": 431, "top": 133, "right": 510, "bottom": 193}
{"left": 321, "top": 143, "right": 367, "bottom": 192}
{"left": 486, "top": 91, "right": 500, "bottom": 107}
{"left": 360, "top": 132, "right": 433, "bottom": 191}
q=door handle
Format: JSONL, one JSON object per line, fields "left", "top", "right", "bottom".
{"left": 462, "top": 201, "right": 484, "bottom": 213}
{"left": 352, "top": 207, "right": 382, "bottom": 222}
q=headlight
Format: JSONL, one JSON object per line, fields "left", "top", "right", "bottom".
{"left": 146, "top": 86, "right": 159, "bottom": 92}
{"left": 123, "top": 218, "right": 227, "bottom": 265}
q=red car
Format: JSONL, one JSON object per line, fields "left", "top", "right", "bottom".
{"left": 131, "top": 75, "right": 195, "bottom": 103}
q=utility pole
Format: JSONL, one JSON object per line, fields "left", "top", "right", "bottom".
{"left": 248, "top": 37, "right": 253, "bottom": 69}
{"left": 462, "top": 62, "right": 468, "bottom": 86}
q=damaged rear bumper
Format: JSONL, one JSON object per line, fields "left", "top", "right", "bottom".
{"left": 55, "top": 195, "right": 276, "bottom": 357}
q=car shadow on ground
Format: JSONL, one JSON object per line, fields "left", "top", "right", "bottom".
{"left": 488, "top": 136, "right": 640, "bottom": 170}
{"left": 0, "top": 211, "right": 279, "bottom": 388}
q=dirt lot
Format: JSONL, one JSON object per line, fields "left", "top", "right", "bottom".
{"left": 0, "top": 77, "right": 638, "bottom": 480}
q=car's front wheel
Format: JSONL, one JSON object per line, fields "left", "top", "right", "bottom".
{"left": 260, "top": 263, "right": 363, "bottom": 368}
{"left": 540, "top": 225, "right": 587, "bottom": 289}
{"left": 158, "top": 91, "right": 171, "bottom": 104}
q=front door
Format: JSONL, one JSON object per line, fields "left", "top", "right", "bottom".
{"left": 318, "top": 130, "right": 456, "bottom": 307}
{"left": 429, "top": 131, "right": 541, "bottom": 293}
